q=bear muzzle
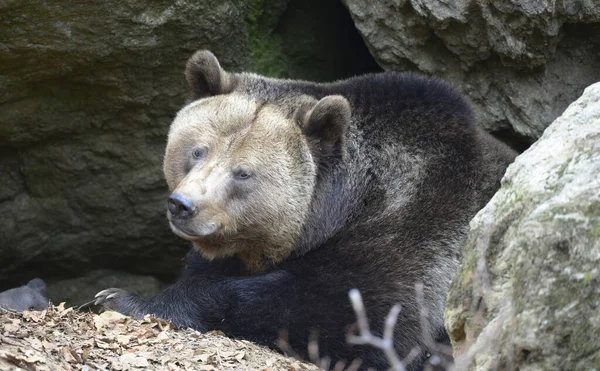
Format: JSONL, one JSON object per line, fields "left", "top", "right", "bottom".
{"left": 169, "top": 219, "right": 218, "bottom": 240}
{"left": 167, "top": 193, "right": 222, "bottom": 239}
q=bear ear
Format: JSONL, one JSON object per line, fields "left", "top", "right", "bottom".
{"left": 299, "top": 95, "right": 351, "bottom": 158}
{"left": 26, "top": 278, "right": 46, "bottom": 295}
{"left": 185, "top": 50, "right": 237, "bottom": 100}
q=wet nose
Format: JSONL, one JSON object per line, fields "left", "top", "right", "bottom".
{"left": 168, "top": 193, "right": 196, "bottom": 219}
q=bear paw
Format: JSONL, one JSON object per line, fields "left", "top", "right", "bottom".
{"left": 94, "top": 288, "right": 140, "bottom": 317}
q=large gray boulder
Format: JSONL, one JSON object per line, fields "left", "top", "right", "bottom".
{"left": 0, "top": 0, "right": 376, "bottom": 289}
{"left": 343, "top": 0, "right": 600, "bottom": 145}
{"left": 445, "top": 82, "right": 600, "bottom": 370}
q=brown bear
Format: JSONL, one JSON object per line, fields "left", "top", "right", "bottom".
{"left": 95, "top": 50, "right": 516, "bottom": 369}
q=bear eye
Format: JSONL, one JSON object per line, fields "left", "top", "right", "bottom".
{"left": 192, "top": 147, "right": 207, "bottom": 161}
{"left": 233, "top": 167, "right": 253, "bottom": 180}
{"left": 29, "top": 306, "right": 35, "bottom": 311}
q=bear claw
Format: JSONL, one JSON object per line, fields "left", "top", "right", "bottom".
{"left": 93, "top": 288, "right": 131, "bottom": 310}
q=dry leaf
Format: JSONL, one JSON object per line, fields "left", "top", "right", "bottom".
{"left": 99, "top": 311, "right": 128, "bottom": 323}
{"left": 196, "top": 365, "right": 215, "bottom": 370}
{"left": 82, "top": 346, "right": 91, "bottom": 363}
{"left": 28, "top": 338, "right": 43, "bottom": 351}
{"left": 197, "top": 353, "right": 211, "bottom": 363}
{"left": 59, "top": 307, "right": 74, "bottom": 317}
{"left": 206, "top": 330, "right": 225, "bottom": 337}
{"left": 22, "top": 311, "right": 45, "bottom": 323}
{"left": 154, "top": 331, "right": 169, "bottom": 342}
{"left": 3, "top": 353, "right": 39, "bottom": 370}
{"left": 0, "top": 303, "right": 319, "bottom": 371}
{"left": 93, "top": 311, "right": 127, "bottom": 332}
{"left": 220, "top": 351, "right": 234, "bottom": 358}
{"left": 266, "top": 357, "right": 277, "bottom": 366}
{"left": 116, "top": 334, "right": 131, "bottom": 346}
{"left": 20, "top": 348, "right": 47, "bottom": 364}
{"left": 61, "top": 346, "right": 80, "bottom": 363}
{"left": 0, "top": 334, "right": 21, "bottom": 346}
{"left": 140, "top": 329, "right": 157, "bottom": 339}
{"left": 42, "top": 340, "right": 57, "bottom": 352}
{"left": 119, "top": 353, "right": 150, "bottom": 368}
{"left": 95, "top": 339, "right": 111, "bottom": 349}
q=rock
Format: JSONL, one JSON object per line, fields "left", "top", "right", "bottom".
{"left": 0, "top": 278, "right": 48, "bottom": 312}
{"left": 0, "top": 0, "right": 377, "bottom": 288}
{"left": 445, "top": 82, "right": 600, "bottom": 370}
{"left": 46, "top": 269, "right": 168, "bottom": 308}
{"left": 342, "top": 0, "right": 600, "bottom": 147}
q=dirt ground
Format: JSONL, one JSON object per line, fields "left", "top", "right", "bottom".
{"left": 0, "top": 304, "right": 320, "bottom": 371}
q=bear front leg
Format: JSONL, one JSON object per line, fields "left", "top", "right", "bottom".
{"left": 94, "top": 288, "right": 147, "bottom": 319}
{"left": 94, "top": 270, "right": 339, "bottom": 338}
{"left": 94, "top": 252, "right": 245, "bottom": 323}
{"left": 94, "top": 276, "right": 233, "bottom": 332}
{"left": 93, "top": 269, "right": 398, "bottom": 369}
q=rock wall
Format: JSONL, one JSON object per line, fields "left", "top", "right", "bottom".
{"left": 0, "top": 0, "right": 378, "bottom": 294}
{"left": 445, "top": 82, "right": 600, "bottom": 370}
{"left": 343, "top": 0, "right": 600, "bottom": 149}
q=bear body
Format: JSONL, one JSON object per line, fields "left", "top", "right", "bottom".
{"left": 96, "top": 51, "right": 516, "bottom": 369}
{"left": 0, "top": 278, "right": 48, "bottom": 312}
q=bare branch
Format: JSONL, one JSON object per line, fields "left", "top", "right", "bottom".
{"left": 319, "top": 357, "right": 331, "bottom": 371}
{"left": 277, "top": 328, "right": 336, "bottom": 370}
{"left": 345, "top": 359, "right": 363, "bottom": 371}
{"left": 275, "top": 330, "right": 302, "bottom": 361}
{"left": 414, "top": 283, "right": 453, "bottom": 370}
{"left": 415, "top": 283, "right": 433, "bottom": 348}
{"left": 333, "top": 360, "right": 348, "bottom": 371}
{"left": 383, "top": 304, "right": 402, "bottom": 345}
{"left": 347, "top": 289, "right": 406, "bottom": 371}
{"left": 401, "top": 346, "right": 422, "bottom": 367}
{"left": 348, "top": 289, "right": 371, "bottom": 335}
{"left": 308, "top": 329, "right": 320, "bottom": 365}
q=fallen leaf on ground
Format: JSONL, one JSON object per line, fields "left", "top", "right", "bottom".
{"left": 0, "top": 304, "right": 320, "bottom": 370}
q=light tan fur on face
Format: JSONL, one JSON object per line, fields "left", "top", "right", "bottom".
{"left": 164, "top": 94, "right": 317, "bottom": 272}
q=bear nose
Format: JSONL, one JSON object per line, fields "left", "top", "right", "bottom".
{"left": 168, "top": 193, "right": 196, "bottom": 219}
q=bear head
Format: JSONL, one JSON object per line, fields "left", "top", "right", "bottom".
{"left": 164, "top": 50, "right": 351, "bottom": 272}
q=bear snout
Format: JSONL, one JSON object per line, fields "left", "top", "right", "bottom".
{"left": 167, "top": 193, "right": 224, "bottom": 239}
{"left": 167, "top": 193, "right": 197, "bottom": 219}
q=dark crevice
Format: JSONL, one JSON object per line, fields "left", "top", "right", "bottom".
{"left": 490, "top": 126, "right": 533, "bottom": 153}
{"left": 272, "top": 0, "right": 382, "bottom": 81}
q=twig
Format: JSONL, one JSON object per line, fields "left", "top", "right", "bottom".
{"left": 346, "top": 289, "right": 406, "bottom": 371}
{"left": 308, "top": 329, "right": 320, "bottom": 365}
{"left": 344, "top": 358, "right": 363, "bottom": 371}
{"left": 0, "top": 334, "right": 22, "bottom": 346}
{"left": 275, "top": 330, "right": 302, "bottom": 361}
{"left": 414, "top": 283, "right": 453, "bottom": 370}
{"left": 276, "top": 330, "right": 334, "bottom": 370}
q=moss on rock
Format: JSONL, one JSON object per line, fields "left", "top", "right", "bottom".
{"left": 446, "top": 82, "right": 600, "bottom": 370}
